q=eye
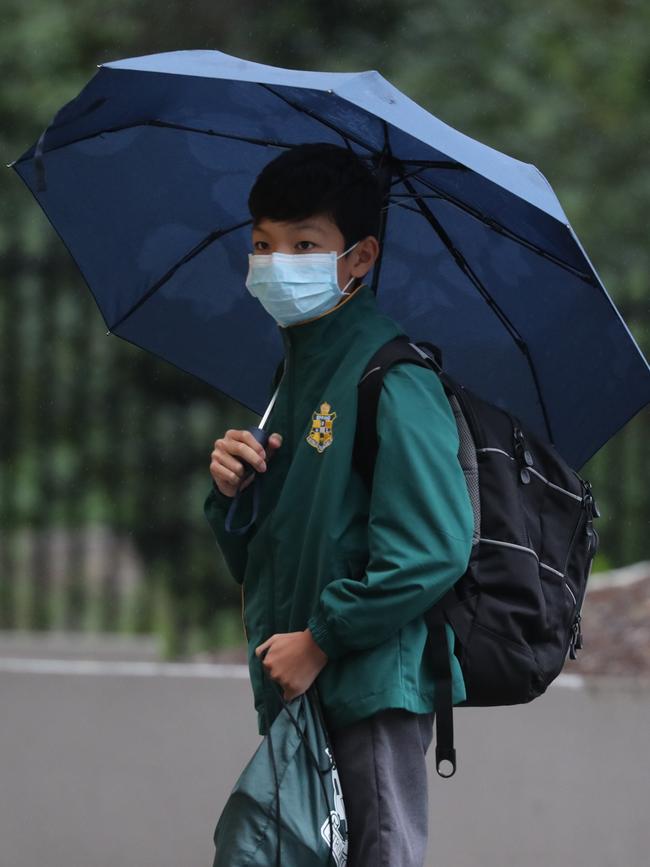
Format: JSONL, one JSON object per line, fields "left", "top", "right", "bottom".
{"left": 296, "top": 240, "right": 316, "bottom": 251}
{"left": 253, "top": 240, "right": 269, "bottom": 252}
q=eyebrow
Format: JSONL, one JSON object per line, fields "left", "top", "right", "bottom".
{"left": 290, "top": 222, "right": 326, "bottom": 232}
{"left": 252, "top": 222, "right": 326, "bottom": 233}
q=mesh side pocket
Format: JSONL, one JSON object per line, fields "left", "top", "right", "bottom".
{"left": 449, "top": 392, "right": 480, "bottom": 546}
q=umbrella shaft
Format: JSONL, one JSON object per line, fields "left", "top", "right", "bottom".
{"left": 259, "top": 378, "right": 283, "bottom": 430}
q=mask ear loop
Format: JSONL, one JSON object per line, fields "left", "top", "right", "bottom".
{"left": 337, "top": 240, "right": 359, "bottom": 259}
{"left": 337, "top": 240, "right": 360, "bottom": 293}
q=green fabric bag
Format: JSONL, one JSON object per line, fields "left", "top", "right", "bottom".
{"left": 212, "top": 670, "right": 348, "bottom": 867}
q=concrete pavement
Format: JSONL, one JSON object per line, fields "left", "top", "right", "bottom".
{"left": 1, "top": 635, "right": 648, "bottom": 867}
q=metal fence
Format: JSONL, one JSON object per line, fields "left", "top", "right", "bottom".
{"left": 1, "top": 250, "right": 648, "bottom": 655}
{"left": 0, "top": 248, "right": 254, "bottom": 657}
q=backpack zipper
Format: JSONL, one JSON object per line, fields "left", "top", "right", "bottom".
{"left": 561, "top": 483, "right": 588, "bottom": 588}
{"left": 506, "top": 451, "right": 593, "bottom": 662}
{"left": 563, "top": 582, "right": 577, "bottom": 607}
{"left": 565, "top": 480, "right": 599, "bottom": 659}
{"left": 476, "top": 448, "right": 583, "bottom": 503}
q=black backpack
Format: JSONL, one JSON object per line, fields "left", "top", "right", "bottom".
{"left": 353, "top": 335, "right": 601, "bottom": 778}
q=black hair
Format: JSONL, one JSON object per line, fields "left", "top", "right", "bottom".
{"left": 248, "top": 143, "right": 382, "bottom": 250}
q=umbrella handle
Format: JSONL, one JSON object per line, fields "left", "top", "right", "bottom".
{"left": 224, "top": 427, "right": 269, "bottom": 535}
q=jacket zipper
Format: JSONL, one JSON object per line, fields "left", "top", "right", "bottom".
{"left": 241, "top": 353, "right": 290, "bottom": 653}
{"left": 262, "top": 343, "right": 292, "bottom": 725}
{"left": 270, "top": 351, "right": 293, "bottom": 619}
{"left": 240, "top": 585, "right": 248, "bottom": 642}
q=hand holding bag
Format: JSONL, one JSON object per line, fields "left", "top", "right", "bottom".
{"left": 212, "top": 663, "right": 348, "bottom": 866}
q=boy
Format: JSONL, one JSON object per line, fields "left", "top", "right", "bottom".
{"left": 204, "top": 143, "right": 474, "bottom": 866}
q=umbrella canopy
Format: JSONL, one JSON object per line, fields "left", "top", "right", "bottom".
{"left": 8, "top": 48, "right": 650, "bottom": 470}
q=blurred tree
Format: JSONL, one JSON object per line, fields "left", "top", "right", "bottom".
{"left": 1, "top": 0, "right": 648, "bottom": 654}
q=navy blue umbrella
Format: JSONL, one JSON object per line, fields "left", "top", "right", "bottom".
{"left": 8, "top": 49, "right": 649, "bottom": 469}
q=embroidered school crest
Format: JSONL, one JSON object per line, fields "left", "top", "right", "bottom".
{"left": 307, "top": 402, "right": 337, "bottom": 453}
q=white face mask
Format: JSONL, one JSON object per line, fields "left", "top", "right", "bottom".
{"left": 245, "top": 241, "right": 359, "bottom": 327}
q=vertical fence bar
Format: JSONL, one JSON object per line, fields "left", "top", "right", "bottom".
{"left": 95, "top": 328, "right": 123, "bottom": 633}
{"left": 59, "top": 273, "right": 92, "bottom": 632}
{"left": 629, "top": 313, "right": 650, "bottom": 564}
{"left": 122, "top": 371, "right": 157, "bottom": 636}
{"left": 0, "top": 252, "right": 19, "bottom": 629}
{"left": 25, "top": 261, "right": 60, "bottom": 631}
{"left": 50, "top": 276, "right": 81, "bottom": 630}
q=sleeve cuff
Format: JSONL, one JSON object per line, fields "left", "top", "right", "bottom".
{"left": 307, "top": 610, "right": 344, "bottom": 661}
{"left": 203, "top": 481, "right": 233, "bottom": 519}
{"left": 210, "top": 477, "right": 233, "bottom": 502}
{"left": 205, "top": 477, "right": 258, "bottom": 538}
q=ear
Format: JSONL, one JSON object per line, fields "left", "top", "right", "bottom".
{"left": 350, "top": 236, "right": 380, "bottom": 278}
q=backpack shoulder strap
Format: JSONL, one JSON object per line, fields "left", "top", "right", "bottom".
{"left": 354, "top": 334, "right": 458, "bottom": 777}
{"left": 354, "top": 335, "right": 443, "bottom": 492}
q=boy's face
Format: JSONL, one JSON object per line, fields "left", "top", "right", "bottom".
{"left": 251, "top": 213, "right": 379, "bottom": 295}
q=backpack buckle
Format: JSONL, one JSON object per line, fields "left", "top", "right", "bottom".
{"left": 435, "top": 745, "right": 457, "bottom": 778}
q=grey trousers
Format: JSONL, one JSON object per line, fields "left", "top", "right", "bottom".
{"left": 329, "top": 708, "right": 435, "bottom": 867}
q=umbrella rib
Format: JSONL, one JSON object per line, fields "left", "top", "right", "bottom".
{"left": 147, "top": 119, "right": 299, "bottom": 150}
{"left": 399, "top": 172, "right": 556, "bottom": 446}
{"left": 258, "top": 84, "right": 378, "bottom": 155}
{"left": 24, "top": 106, "right": 574, "bottom": 291}
{"left": 22, "top": 119, "right": 302, "bottom": 174}
{"left": 369, "top": 122, "right": 395, "bottom": 297}
{"left": 400, "top": 159, "right": 468, "bottom": 170}
{"left": 386, "top": 200, "right": 423, "bottom": 216}
{"left": 409, "top": 172, "right": 595, "bottom": 283}
{"left": 106, "top": 218, "right": 252, "bottom": 333}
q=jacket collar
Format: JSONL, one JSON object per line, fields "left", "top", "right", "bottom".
{"left": 279, "top": 282, "right": 377, "bottom": 359}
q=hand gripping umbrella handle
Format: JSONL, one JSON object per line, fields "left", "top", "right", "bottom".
{"left": 224, "top": 426, "right": 269, "bottom": 535}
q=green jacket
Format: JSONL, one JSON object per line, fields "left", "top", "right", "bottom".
{"left": 203, "top": 284, "right": 475, "bottom": 735}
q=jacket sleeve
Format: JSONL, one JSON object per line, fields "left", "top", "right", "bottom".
{"left": 306, "top": 363, "right": 475, "bottom": 660}
{"left": 203, "top": 361, "right": 286, "bottom": 585}
{"left": 203, "top": 478, "right": 257, "bottom": 586}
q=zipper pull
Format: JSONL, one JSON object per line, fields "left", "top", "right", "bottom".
{"left": 513, "top": 426, "right": 534, "bottom": 484}
{"left": 569, "top": 614, "right": 583, "bottom": 660}
{"left": 575, "top": 613, "right": 583, "bottom": 651}
{"left": 569, "top": 620, "right": 578, "bottom": 660}
{"left": 583, "top": 480, "right": 601, "bottom": 518}
{"left": 582, "top": 482, "right": 600, "bottom": 557}
{"left": 586, "top": 524, "right": 597, "bottom": 557}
